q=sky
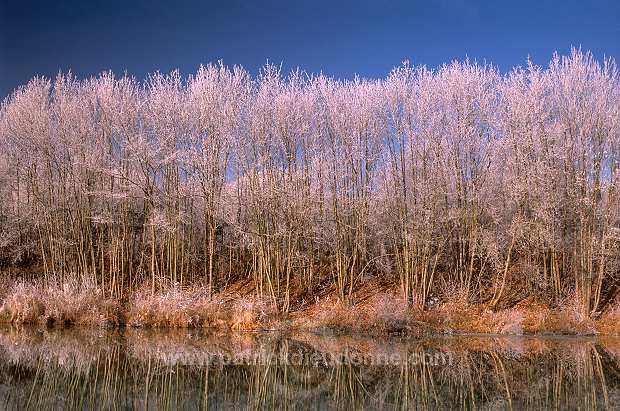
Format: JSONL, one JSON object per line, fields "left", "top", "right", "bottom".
{"left": 1, "top": 0, "right": 619, "bottom": 99}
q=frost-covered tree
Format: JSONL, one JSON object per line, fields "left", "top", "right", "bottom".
{"left": 0, "top": 49, "right": 618, "bottom": 315}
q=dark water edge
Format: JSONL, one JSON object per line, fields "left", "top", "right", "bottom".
{"left": 0, "top": 327, "right": 618, "bottom": 410}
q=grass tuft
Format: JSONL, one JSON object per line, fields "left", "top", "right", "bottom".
{"left": 0, "top": 279, "right": 120, "bottom": 327}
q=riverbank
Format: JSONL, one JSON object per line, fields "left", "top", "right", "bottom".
{"left": 0, "top": 279, "right": 618, "bottom": 336}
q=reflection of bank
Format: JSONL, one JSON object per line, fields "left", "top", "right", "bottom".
{"left": 201, "top": 345, "right": 454, "bottom": 367}
{"left": 0, "top": 327, "right": 616, "bottom": 410}
{"left": 407, "top": 351, "right": 452, "bottom": 366}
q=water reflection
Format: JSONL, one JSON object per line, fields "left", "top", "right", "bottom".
{"left": 0, "top": 327, "right": 618, "bottom": 410}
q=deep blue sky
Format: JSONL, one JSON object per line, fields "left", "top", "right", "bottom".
{"left": 1, "top": 0, "right": 619, "bottom": 99}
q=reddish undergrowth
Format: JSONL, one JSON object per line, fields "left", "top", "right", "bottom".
{"left": 0, "top": 279, "right": 618, "bottom": 335}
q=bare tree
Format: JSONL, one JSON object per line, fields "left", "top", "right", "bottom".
{"left": 0, "top": 49, "right": 618, "bottom": 315}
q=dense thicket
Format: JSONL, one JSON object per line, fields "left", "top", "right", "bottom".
{"left": 0, "top": 49, "right": 618, "bottom": 315}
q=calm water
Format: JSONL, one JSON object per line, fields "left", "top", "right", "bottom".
{"left": 0, "top": 327, "right": 618, "bottom": 410}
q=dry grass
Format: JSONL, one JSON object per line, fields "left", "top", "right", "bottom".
{"left": 295, "top": 288, "right": 430, "bottom": 334}
{"left": 230, "top": 296, "right": 276, "bottom": 330}
{"left": 0, "top": 276, "right": 617, "bottom": 335}
{"left": 126, "top": 284, "right": 277, "bottom": 330}
{"left": 430, "top": 298, "right": 598, "bottom": 335}
{"left": 597, "top": 298, "right": 620, "bottom": 335}
{"left": 127, "top": 287, "right": 219, "bottom": 328}
{"left": 0, "top": 279, "right": 121, "bottom": 327}
{"left": 117, "top": 285, "right": 620, "bottom": 335}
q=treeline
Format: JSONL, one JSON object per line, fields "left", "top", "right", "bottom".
{"left": 0, "top": 49, "right": 618, "bottom": 315}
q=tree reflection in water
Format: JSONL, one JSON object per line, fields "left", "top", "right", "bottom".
{"left": 0, "top": 327, "right": 617, "bottom": 410}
